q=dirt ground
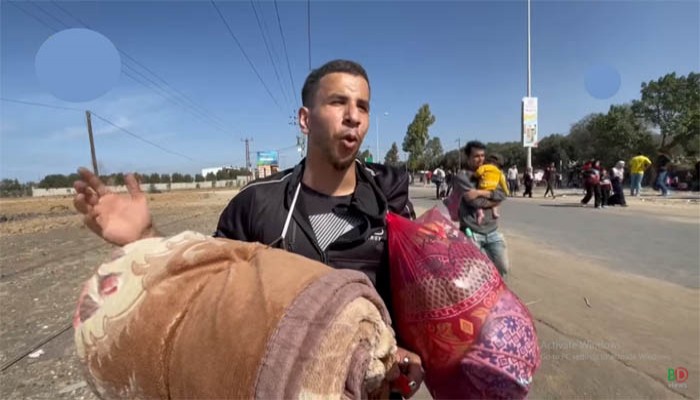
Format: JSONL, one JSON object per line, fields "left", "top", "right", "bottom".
{"left": 0, "top": 189, "right": 237, "bottom": 400}
{"left": 0, "top": 188, "right": 698, "bottom": 399}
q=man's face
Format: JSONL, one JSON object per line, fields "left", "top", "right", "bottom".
{"left": 299, "top": 72, "right": 370, "bottom": 171}
{"left": 467, "top": 148, "right": 486, "bottom": 171}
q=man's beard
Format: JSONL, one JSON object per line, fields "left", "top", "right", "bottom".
{"left": 328, "top": 147, "right": 359, "bottom": 171}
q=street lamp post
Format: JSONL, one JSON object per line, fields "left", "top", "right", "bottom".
{"left": 376, "top": 111, "right": 388, "bottom": 162}
{"left": 526, "top": 0, "right": 533, "bottom": 171}
{"left": 456, "top": 138, "right": 461, "bottom": 170}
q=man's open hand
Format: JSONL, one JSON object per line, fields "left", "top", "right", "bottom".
{"left": 73, "top": 167, "right": 155, "bottom": 246}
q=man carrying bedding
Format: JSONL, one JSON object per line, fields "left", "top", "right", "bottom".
{"left": 73, "top": 59, "right": 424, "bottom": 398}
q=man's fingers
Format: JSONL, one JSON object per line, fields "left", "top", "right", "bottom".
{"left": 78, "top": 167, "right": 109, "bottom": 197}
{"left": 74, "top": 193, "right": 89, "bottom": 214}
{"left": 83, "top": 215, "right": 103, "bottom": 236}
{"left": 124, "top": 173, "right": 143, "bottom": 198}
{"left": 84, "top": 187, "right": 100, "bottom": 206}
{"left": 74, "top": 180, "right": 88, "bottom": 193}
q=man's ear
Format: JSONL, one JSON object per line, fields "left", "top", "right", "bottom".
{"left": 298, "top": 107, "right": 310, "bottom": 136}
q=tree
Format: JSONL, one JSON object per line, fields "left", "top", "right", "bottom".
{"left": 171, "top": 173, "right": 185, "bottom": 183}
{"left": 0, "top": 178, "right": 23, "bottom": 197}
{"left": 423, "top": 137, "right": 444, "bottom": 169}
{"left": 384, "top": 142, "right": 400, "bottom": 166}
{"left": 205, "top": 172, "right": 216, "bottom": 181}
{"left": 38, "top": 174, "right": 70, "bottom": 188}
{"left": 484, "top": 142, "right": 527, "bottom": 170}
{"left": 592, "top": 104, "right": 655, "bottom": 167}
{"left": 113, "top": 173, "right": 125, "bottom": 186}
{"left": 533, "top": 134, "right": 574, "bottom": 168}
{"left": 160, "top": 173, "right": 171, "bottom": 183}
{"left": 632, "top": 72, "right": 700, "bottom": 154}
{"left": 402, "top": 104, "right": 436, "bottom": 171}
{"left": 149, "top": 173, "right": 161, "bottom": 184}
{"left": 183, "top": 174, "right": 194, "bottom": 183}
{"left": 439, "top": 149, "right": 461, "bottom": 171}
{"left": 195, "top": 174, "right": 205, "bottom": 182}
{"left": 358, "top": 149, "right": 373, "bottom": 162}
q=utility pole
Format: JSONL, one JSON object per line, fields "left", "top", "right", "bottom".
{"left": 241, "top": 137, "right": 253, "bottom": 176}
{"left": 85, "top": 111, "right": 99, "bottom": 175}
{"left": 456, "top": 138, "right": 461, "bottom": 170}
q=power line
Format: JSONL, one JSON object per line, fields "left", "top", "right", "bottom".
{"left": 273, "top": 0, "right": 299, "bottom": 110}
{"left": 27, "top": 0, "right": 70, "bottom": 30}
{"left": 1, "top": 97, "right": 197, "bottom": 163}
{"left": 42, "top": 0, "right": 232, "bottom": 134}
{"left": 210, "top": 0, "right": 283, "bottom": 112}
{"left": 258, "top": 1, "right": 296, "bottom": 112}
{"left": 0, "top": 97, "right": 83, "bottom": 112}
{"left": 7, "top": 1, "right": 62, "bottom": 32}
{"left": 90, "top": 112, "right": 197, "bottom": 162}
{"left": 119, "top": 63, "right": 231, "bottom": 135}
{"left": 250, "top": 0, "right": 291, "bottom": 110}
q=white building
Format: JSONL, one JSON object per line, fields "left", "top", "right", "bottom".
{"left": 201, "top": 167, "right": 224, "bottom": 177}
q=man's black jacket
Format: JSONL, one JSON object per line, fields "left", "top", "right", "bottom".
{"left": 214, "top": 158, "right": 414, "bottom": 307}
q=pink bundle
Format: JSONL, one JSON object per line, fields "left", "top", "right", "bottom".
{"left": 386, "top": 208, "right": 540, "bottom": 399}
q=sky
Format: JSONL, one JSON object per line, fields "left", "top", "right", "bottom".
{"left": 1, "top": 0, "right": 698, "bottom": 183}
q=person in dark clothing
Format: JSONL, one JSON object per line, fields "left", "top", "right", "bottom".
{"left": 72, "top": 60, "right": 424, "bottom": 397}
{"left": 523, "top": 167, "right": 534, "bottom": 198}
{"left": 609, "top": 160, "right": 627, "bottom": 206}
{"left": 445, "top": 170, "right": 454, "bottom": 197}
{"left": 581, "top": 160, "right": 602, "bottom": 208}
{"left": 599, "top": 168, "right": 612, "bottom": 208}
{"left": 543, "top": 162, "right": 557, "bottom": 199}
{"left": 655, "top": 152, "right": 672, "bottom": 196}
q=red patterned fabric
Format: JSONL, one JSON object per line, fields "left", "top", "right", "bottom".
{"left": 387, "top": 208, "right": 540, "bottom": 399}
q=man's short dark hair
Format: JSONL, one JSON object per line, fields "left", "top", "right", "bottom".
{"left": 464, "top": 140, "right": 486, "bottom": 157}
{"left": 301, "top": 59, "right": 370, "bottom": 107}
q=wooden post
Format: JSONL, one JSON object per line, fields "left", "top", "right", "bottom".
{"left": 85, "top": 111, "right": 99, "bottom": 175}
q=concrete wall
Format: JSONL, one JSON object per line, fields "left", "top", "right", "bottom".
{"left": 31, "top": 188, "right": 77, "bottom": 197}
{"left": 32, "top": 178, "right": 252, "bottom": 197}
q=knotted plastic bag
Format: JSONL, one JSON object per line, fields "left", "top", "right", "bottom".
{"left": 386, "top": 207, "right": 540, "bottom": 399}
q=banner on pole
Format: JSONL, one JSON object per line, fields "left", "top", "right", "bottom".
{"left": 522, "top": 97, "right": 538, "bottom": 148}
{"left": 256, "top": 150, "right": 279, "bottom": 167}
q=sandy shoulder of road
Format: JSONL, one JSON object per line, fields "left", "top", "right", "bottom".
{"left": 504, "top": 231, "right": 699, "bottom": 399}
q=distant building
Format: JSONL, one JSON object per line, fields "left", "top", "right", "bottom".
{"left": 201, "top": 167, "right": 224, "bottom": 177}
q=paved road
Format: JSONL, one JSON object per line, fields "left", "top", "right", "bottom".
{"left": 409, "top": 186, "right": 700, "bottom": 288}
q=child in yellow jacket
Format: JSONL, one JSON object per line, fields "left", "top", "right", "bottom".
{"left": 475, "top": 154, "right": 510, "bottom": 224}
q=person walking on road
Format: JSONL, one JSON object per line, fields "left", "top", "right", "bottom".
{"left": 543, "top": 162, "right": 557, "bottom": 199}
{"left": 522, "top": 167, "right": 534, "bottom": 198}
{"left": 655, "top": 152, "right": 672, "bottom": 196}
{"left": 629, "top": 152, "right": 652, "bottom": 197}
{"left": 432, "top": 166, "right": 446, "bottom": 199}
{"left": 600, "top": 168, "right": 612, "bottom": 208}
{"left": 610, "top": 160, "right": 627, "bottom": 207}
{"left": 506, "top": 165, "right": 519, "bottom": 197}
{"left": 581, "top": 160, "right": 602, "bottom": 208}
{"left": 451, "top": 141, "right": 509, "bottom": 277}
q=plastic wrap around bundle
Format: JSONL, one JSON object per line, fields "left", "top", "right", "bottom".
{"left": 386, "top": 208, "right": 540, "bottom": 399}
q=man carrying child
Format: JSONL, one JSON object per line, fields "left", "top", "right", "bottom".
{"left": 450, "top": 141, "right": 509, "bottom": 278}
